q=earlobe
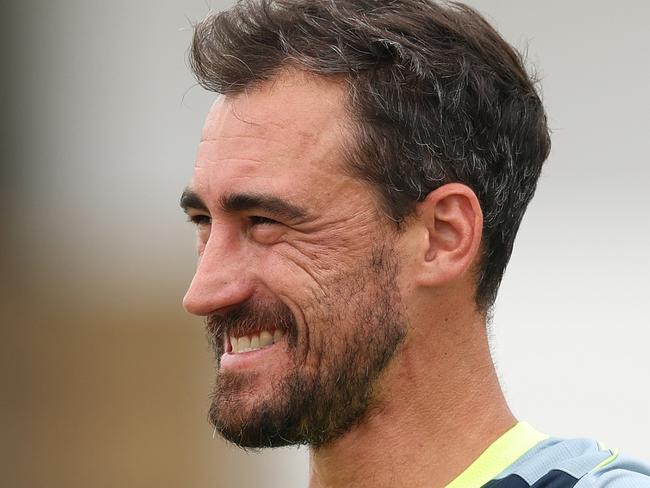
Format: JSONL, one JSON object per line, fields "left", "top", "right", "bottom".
{"left": 415, "top": 183, "right": 483, "bottom": 287}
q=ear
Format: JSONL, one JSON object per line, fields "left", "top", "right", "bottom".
{"left": 413, "top": 183, "right": 483, "bottom": 287}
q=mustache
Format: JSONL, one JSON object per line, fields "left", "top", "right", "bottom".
{"left": 206, "top": 300, "right": 298, "bottom": 350}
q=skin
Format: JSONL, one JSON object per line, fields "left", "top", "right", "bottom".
{"left": 182, "top": 70, "right": 515, "bottom": 488}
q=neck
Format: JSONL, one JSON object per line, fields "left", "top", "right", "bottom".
{"left": 308, "top": 306, "right": 515, "bottom": 488}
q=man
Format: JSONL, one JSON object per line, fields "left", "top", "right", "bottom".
{"left": 180, "top": 1, "right": 650, "bottom": 487}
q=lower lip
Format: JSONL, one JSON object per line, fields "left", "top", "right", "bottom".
{"left": 219, "top": 340, "right": 285, "bottom": 370}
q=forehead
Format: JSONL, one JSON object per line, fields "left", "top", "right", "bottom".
{"left": 201, "top": 71, "right": 348, "bottom": 145}
{"left": 194, "top": 71, "right": 353, "bottom": 201}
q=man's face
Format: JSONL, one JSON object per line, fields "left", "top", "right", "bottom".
{"left": 182, "top": 72, "right": 408, "bottom": 448}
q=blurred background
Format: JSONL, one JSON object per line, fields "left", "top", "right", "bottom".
{"left": 2, "top": 1, "right": 648, "bottom": 487}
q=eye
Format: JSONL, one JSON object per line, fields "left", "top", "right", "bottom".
{"left": 249, "top": 215, "right": 279, "bottom": 226}
{"left": 248, "top": 215, "right": 284, "bottom": 245}
{"left": 187, "top": 214, "right": 212, "bottom": 247}
{"left": 187, "top": 214, "right": 212, "bottom": 226}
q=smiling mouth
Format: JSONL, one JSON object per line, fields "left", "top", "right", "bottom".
{"left": 225, "top": 328, "right": 286, "bottom": 354}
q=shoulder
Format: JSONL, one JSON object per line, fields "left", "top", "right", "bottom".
{"left": 574, "top": 451, "right": 650, "bottom": 488}
{"left": 487, "top": 437, "right": 650, "bottom": 488}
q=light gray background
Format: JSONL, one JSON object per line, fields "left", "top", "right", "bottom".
{"left": 3, "top": 1, "right": 648, "bottom": 487}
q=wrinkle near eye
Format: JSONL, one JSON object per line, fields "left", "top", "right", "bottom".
{"left": 266, "top": 214, "right": 383, "bottom": 300}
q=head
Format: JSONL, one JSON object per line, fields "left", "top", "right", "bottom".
{"left": 182, "top": 0, "right": 550, "bottom": 449}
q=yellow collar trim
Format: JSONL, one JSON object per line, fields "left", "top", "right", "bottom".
{"left": 445, "top": 422, "right": 549, "bottom": 488}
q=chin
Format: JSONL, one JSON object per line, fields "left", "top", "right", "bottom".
{"left": 208, "top": 369, "right": 298, "bottom": 448}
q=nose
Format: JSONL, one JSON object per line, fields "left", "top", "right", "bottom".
{"left": 182, "top": 231, "right": 253, "bottom": 316}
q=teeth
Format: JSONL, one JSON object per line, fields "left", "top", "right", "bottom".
{"left": 229, "top": 329, "right": 285, "bottom": 354}
{"left": 238, "top": 336, "right": 251, "bottom": 352}
{"left": 259, "top": 330, "right": 273, "bottom": 347}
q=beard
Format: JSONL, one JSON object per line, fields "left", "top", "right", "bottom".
{"left": 206, "top": 242, "right": 407, "bottom": 449}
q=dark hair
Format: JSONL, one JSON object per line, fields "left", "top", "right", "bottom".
{"left": 189, "top": 0, "right": 551, "bottom": 311}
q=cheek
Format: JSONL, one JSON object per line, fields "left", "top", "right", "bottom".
{"left": 258, "top": 251, "right": 322, "bottom": 307}
{"left": 285, "top": 237, "right": 366, "bottom": 280}
{"left": 262, "top": 250, "right": 341, "bottom": 315}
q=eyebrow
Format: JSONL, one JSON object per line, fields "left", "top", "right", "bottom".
{"left": 180, "top": 188, "right": 209, "bottom": 212}
{"left": 180, "top": 187, "right": 309, "bottom": 221}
